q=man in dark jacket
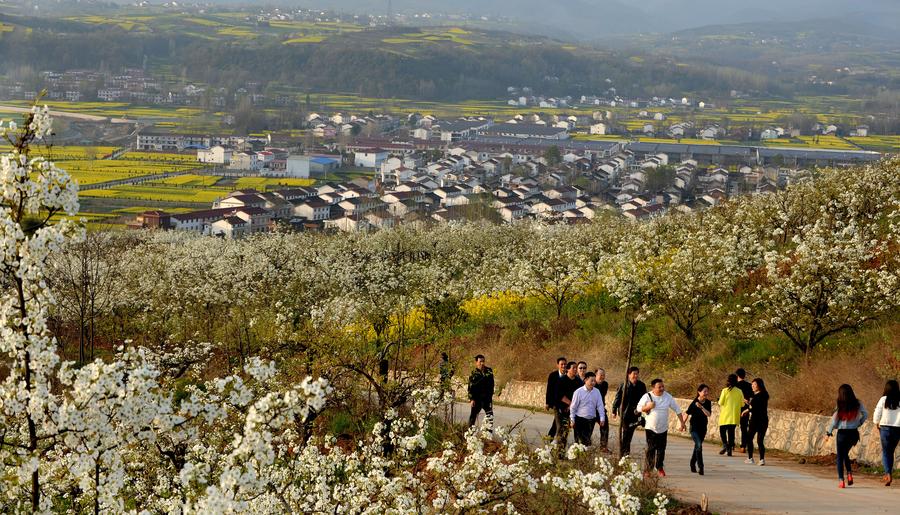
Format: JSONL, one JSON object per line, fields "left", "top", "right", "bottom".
{"left": 467, "top": 354, "right": 495, "bottom": 427}
{"left": 612, "top": 366, "right": 647, "bottom": 457}
{"left": 554, "top": 361, "right": 581, "bottom": 457}
{"left": 736, "top": 368, "right": 753, "bottom": 452}
{"left": 595, "top": 368, "right": 610, "bottom": 451}
{"left": 545, "top": 357, "right": 567, "bottom": 438}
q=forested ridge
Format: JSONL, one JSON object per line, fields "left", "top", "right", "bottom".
{"left": 0, "top": 15, "right": 779, "bottom": 100}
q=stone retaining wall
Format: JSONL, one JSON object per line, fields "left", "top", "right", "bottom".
{"left": 496, "top": 380, "right": 893, "bottom": 465}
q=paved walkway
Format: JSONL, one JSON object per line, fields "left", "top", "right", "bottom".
{"left": 456, "top": 403, "right": 896, "bottom": 514}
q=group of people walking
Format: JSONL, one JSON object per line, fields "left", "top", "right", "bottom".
{"left": 467, "top": 354, "right": 900, "bottom": 487}
{"left": 545, "top": 358, "right": 611, "bottom": 456}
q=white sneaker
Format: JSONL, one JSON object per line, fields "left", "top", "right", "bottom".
{"left": 759, "top": 459, "right": 765, "bottom": 466}
{"left": 745, "top": 458, "right": 755, "bottom": 464}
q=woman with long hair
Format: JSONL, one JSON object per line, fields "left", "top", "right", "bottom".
{"left": 874, "top": 379, "right": 900, "bottom": 486}
{"left": 687, "top": 383, "right": 712, "bottom": 475}
{"left": 718, "top": 374, "right": 743, "bottom": 457}
{"left": 825, "top": 384, "right": 868, "bottom": 488}
{"left": 744, "top": 378, "right": 769, "bottom": 465}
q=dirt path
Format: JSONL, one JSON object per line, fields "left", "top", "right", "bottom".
{"left": 456, "top": 403, "right": 895, "bottom": 514}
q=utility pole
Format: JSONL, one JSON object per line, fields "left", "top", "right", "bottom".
{"left": 387, "top": 0, "right": 393, "bottom": 25}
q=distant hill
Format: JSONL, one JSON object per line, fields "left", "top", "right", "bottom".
{"left": 597, "top": 16, "right": 900, "bottom": 97}
{"left": 0, "top": 12, "right": 784, "bottom": 101}
{"left": 282, "top": 0, "right": 900, "bottom": 39}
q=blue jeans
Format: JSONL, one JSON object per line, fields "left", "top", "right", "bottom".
{"left": 690, "top": 430, "right": 705, "bottom": 470}
{"left": 880, "top": 426, "right": 900, "bottom": 475}
{"left": 835, "top": 429, "right": 859, "bottom": 480}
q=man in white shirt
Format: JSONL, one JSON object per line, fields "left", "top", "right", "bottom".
{"left": 637, "top": 378, "right": 686, "bottom": 477}
{"left": 568, "top": 372, "right": 607, "bottom": 446}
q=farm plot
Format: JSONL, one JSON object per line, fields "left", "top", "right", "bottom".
{"left": 58, "top": 159, "right": 203, "bottom": 185}
{"left": 80, "top": 185, "right": 229, "bottom": 204}
{"left": 761, "top": 135, "right": 859, "bottom": 150}
{"left": 0, "top": 145, "right": 118, "bottom": 160}
{"left": 149, "top": 174, "right": 223, "bottom": 187}
{"left": 119, "top": 151, "right": 199, "bottom": 163}
{"left": 847, "top": 135, "right": 900, "bottom": 152}
{"left": 231, "top": 177, "right": 316, "bottom": 189}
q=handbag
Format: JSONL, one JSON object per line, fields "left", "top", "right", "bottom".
{"left": 628, "top": 393, "right": 652, "bottom": 429}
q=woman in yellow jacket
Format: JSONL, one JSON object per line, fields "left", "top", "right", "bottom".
{"left": 718, "top": 373, "right": 744, "bottom": 456}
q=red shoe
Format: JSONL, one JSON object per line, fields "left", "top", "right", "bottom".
{"left": 847, "top": 474, "right": 853, "bottom": 486}
{"left": 658, "top": 468, "right": 666, "bottom": 477}
{"left": 838, "top": 480, "right": 845, "bottom": 489}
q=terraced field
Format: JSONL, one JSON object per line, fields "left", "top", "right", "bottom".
{"left": 80, "top": 185, "right": 229, "bottom": 204}
{"left": 847, "top": 135, "right": 900, "bottom": 152}
{"left": 761, "top": 135, "right": 859, "bottom": 150}
{"left": 119, "top": 151, "right": 199, "bottom": 163}
{"left": 2, "top": 144, "right": 203, "bottom": 186}
{"left": 231, "top": 177, "right": 316, "bottom": 189}
{"left": 0, "top": 145, "right": 118, "bottom": 160}
{"left": 63, "top": 12, "right": 365, "bottom": 45}
{"left": 149, "top": 174, "right": 223, "bottom": 187}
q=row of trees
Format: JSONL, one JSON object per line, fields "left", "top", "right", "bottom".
{"left": 50, "top": 158, "right": 900, "bottom": 370}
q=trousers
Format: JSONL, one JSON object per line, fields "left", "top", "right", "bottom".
{"left": 468, "top": 399, "right": 494, "bottom": 427}
{"left": 690, "top": 430, "right": 706, "bottom": 471}
{"left": 554, "top": 409, "right": 571, "bottom": 456}
{"left": 880, "top": 425, "right": 900, "bottom": 475}
{"left": 645, "top": 430, "right": 668, "bottom": 470}
{"left": 835, "top": 428, "right": 859, "bottom": 481}
{"left": 747, "top": 419, "right": 768, "bottom": 460}
{"left": 719, "top": 424, "right": 736, "bottom": 454}
{"left": 573, "top": 416, "right": 596, "bottom": 446}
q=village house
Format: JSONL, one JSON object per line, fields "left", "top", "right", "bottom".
{"left": 291, "top": 198, "right": 332, "bottom": 221}
{"left": 354, "top": 149, "right": 389, "bottom": 168}
{"left": 210, "top": 217, "right": 250, "bottom": 239}
{"left": 197, "top": 145, "right": 232, "bottom": 165}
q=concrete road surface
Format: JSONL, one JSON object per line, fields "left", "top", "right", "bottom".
{"left": 456, "top": 402, "right": 896, "bottom": 514}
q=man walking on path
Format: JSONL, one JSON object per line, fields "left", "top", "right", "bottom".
{"left": 569, "top": 371, "right": 607, "bottom": 446}
{"left": 555, "top": 362, "right": 582, "bottom": 457}
{"left": 467, "top": 354, "right": 494, "bottom": 428}
{"left": 736, "top": 368, "right": 753, "bottom": 452}
{"left": 595, "top": 368, "right": 610, "bottom": 451}
{"left": 545, "top": 357, "right": 567, "bottom": 438}
{"left": 638, "top": 378, "right": 687, "bottom": 477}
{"left": 613, "top": 366, "right": 647, "bottom": 457}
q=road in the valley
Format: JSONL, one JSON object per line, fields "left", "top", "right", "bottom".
{"left": 456, "top": 403, "right": 896, "bottom": 514}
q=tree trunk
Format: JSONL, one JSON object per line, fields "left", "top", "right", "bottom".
{"left": 618, "top": 315, "right": 637, "bottom": 458}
